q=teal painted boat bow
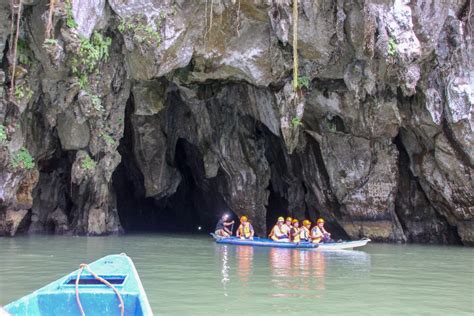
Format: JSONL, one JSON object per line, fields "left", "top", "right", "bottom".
{"left": 4, "top": 254, "right": 153, "bottom": 316}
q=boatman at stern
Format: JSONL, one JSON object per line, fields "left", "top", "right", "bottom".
{"left": 215, "top": 214, "right": 235, "bottom": 237}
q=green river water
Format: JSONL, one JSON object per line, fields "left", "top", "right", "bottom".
{"left": 0, "top": 234, "right": 472, "bottom": 315}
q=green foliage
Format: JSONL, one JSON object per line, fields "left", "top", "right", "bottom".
{"left": 14, "top": 84, "right": 33, "bottom": 101}
{"left": 17, "top": 39, "right": 32, "bottom": 66}
{"left": 101, "top": 132, "right": 115, "bottom": 145}
{"left": 11, "top": 148, "right": 35, "bottom": 170}
{"left": 69, "top": 31, "right": 111, "bottom": 113}
{"left": 117, "top": 14, "right": 162, "bottom": 46}
{"left": 75, "top": 32, "right": 112, "bottom": 74}
{"left": 72, "top": 74, "right": 89, "bottom": 90}
{"left": 291, "top": 117, "right": 303, "bottom": 128}
{"left": 65, "top": 0, "right": 78, "bottom": 29}
{"left": 42, "top": 38, "right": 58, "bottom": 48}
{"left": 388, "top": 38, "right": 397, "bottom": 56}
{"left": 90, "top": 94, "right": 103, "bottom": 112}
{"left": 293, "top": 75, "right": 310, "bottom": 90}
{"left": 81, "top": 154, "right": 96, "bottom": 170}
{"left": 0, "top": 125, "right": 7, "bottom": 142}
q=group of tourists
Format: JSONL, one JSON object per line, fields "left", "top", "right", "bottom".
{"left": 215, "top": 214, "right": 334, "bottom": 244}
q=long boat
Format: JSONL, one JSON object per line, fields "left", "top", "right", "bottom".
{"left": 3, "top": 253, "right": 153, "bottom": 316}
{"left": 211, "top": 233, "right": 371, "bottom": 250}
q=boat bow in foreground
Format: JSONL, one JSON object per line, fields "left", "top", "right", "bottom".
{"left": 4, "top": 253, "right": 152, "bottom": 316}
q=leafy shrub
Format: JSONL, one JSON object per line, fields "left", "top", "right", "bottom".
{"left": 17, "top": 39, "right": 32, "bottom": 66}
{"left": 73, "top": 32, "right": 112, "bottom": 75}
{"left": 90, "top": 94, "right": 103, "bottom": 112}
{"left": 291, "top": 117, "right": 303, "bottom": 127}
{"left": 294, "top": 76, "right": 310, "bottom": 89}
{"left": 388, "top": 38, "right": 397, "bottom": 56}
{"left": 42, "top": 38, "right": 58, "bottom": 49}
{"left": 118, "top": 14, "right": 162, "bottom": 46}
{"left": 11, "top": 148, "right": 35, "bottom": 170}
{"left": 0, "top": 125, "right": 7, "bottom": 142}
{"left": 81, "top": 154, "right": 96, "bottom": 170}
{"left": 14, "top": 84, "right": 33, "bottom": 101}
{"left": 101, "top": 133, "right": 115, "bottom": 145}
{"left": 65, "top": 0, "right": 78, "bottom": 29}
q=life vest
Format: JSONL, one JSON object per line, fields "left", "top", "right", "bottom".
{"left": 269, "top": 225, "right": 287, "bottom": 239}
{"left": 281, "top": 224, "right": 291, "bottom": 235}
{"left": 300, "top": 226, "right": 310, "bottom": 241}
{"left": 311, "top": 226, "right": 323, "bottom": 239}
{"left": 238, "top": 224, "right": 252, "bottom": 238}
{"left": 291, "top": 227, "right": 301, "bottom": 243}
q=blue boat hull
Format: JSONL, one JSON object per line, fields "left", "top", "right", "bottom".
{"left": 211, "top": 234, "right": 319, "bottom": 248}
{"left": 4, "top": 254, "right": 153, "bottom": 316}
{"left": 211, "top": 234, "right": 371, "bottom": 250}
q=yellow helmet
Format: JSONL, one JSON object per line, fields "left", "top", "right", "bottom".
{"left": 303, "top": 219, "right": 311, "bottom": 226}
{"left": 286, "top": 217, "right": 292, "bottom": 222}
{"left": 292, "top": 219, "right": 299, "bottom": 224}
{"left": 240, "top": 215, "right": 248, "bottom": 222}
{"left": 317, "top": 218, "right": 325, "bottom": 224}
{"left": 277, "top": 216, "right": 284, "bottom": 222}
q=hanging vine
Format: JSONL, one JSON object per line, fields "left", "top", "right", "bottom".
{"left": 8, "top": 0, "right": 23, "bottom": 104}
{"left": 292, "top": 0, "right": 298, "bottom": 92}
{"left": 45, "top": 0, "right": 57, "bottom": 39}
{"left": 236, "top": 0, "right": 241, "bottom": 37}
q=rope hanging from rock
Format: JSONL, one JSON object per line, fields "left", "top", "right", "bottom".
{"left": 45, "top": 0, "right": 57, "bottom": 39}
{"left": 75, "top": 263, "right": 125, "bottom": 316}
{"left": 9, "top": 0, "right": 22, "bottom": 103}
{"left": 292, "top": 0, "right": 298, "bottom": 92}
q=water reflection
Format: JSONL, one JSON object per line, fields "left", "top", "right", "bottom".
{"left": 216, "top": 243, "right": 371, "bottom": 300}
{"left": 236, "top": 246, "right": 253, "bottom": 284}
{"left": 220, "top": 245, "right": 230, "bottom": 296}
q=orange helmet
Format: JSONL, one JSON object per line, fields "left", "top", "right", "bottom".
{"left": 291, "top": 219, "right": 299, "bottom": 224}
{"left": 317, "top": 218, "right": 325, "bottom": 224}
{"left": 303, "top": 219, "right": 311, "bottom": 226}
{"left": 240, "top": 215, "right": 248, "bottom": 222}
{"left": 286, "top": 217, "right": 292, "bottom": 222}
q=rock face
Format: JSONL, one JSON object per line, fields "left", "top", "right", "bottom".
{"left": 0, "top": 0, "right": 472, "bottom": 244}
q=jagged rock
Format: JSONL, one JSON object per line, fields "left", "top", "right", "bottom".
{"left": 0, "top": 0, "right": 471, "bottom": 245}
{"left": 56, "top": 112, "right": 91, "bottom": 150}
{"left": 72, "top": 0, "right": 106, "bottom": 38}
{"left": 47, "top": 207, "right": 69, "bottom": 234}
{"left": 87, "top": 206, "right": 107, "bottom": 236}
{"left": 2, "top": 209, "right": 29, "bottom": 236}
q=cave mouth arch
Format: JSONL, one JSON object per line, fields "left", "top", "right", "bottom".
{"left": 112, "top": 101, "right": 234, "bottom": 233}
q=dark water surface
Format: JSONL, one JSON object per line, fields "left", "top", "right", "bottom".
{"left": 0, "top": 234, "right": 473, "bottom": 315}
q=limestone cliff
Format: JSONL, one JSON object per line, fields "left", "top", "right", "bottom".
{"left": 0, "top": 0, "right": 472, "bottom": 245}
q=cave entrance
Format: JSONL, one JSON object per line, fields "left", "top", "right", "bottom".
{"left": 265, "top": 183, "right": 289, "bottom": 235}
{"left": 112, "top": 102, "right": 231, "bottom": 233}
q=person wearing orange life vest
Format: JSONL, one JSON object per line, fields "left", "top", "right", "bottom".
{"left": 236, "top": 216, "right": 254, "bottom": 240}
{"left": 300, "top": 219, "right": 311, "bottom": 242}
{"left": 311, "top": 218, "right": 333, "bottom": 243}
{"left": 269, "top": 217, "right": 289, "bottom": 242}
{"left": 290, "top": 219, "right": 301, "bottom": 243}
